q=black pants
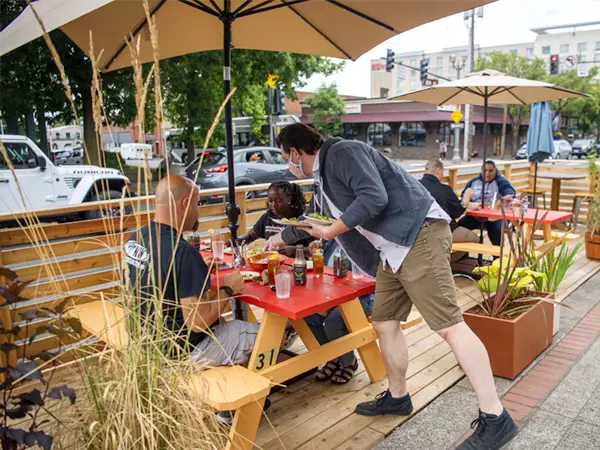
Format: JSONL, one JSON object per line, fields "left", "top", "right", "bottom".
{"left": 457, "top": 216, "right": 503, "bottom": 246}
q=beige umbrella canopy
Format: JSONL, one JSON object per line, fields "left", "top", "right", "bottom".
{"left": 0, "top": 0, "right": 495, "bottom": 71}
{"left": 389, "top": 69, "right": 585, "bottom": 106}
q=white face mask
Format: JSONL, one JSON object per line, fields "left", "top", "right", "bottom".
{"left": 289, "top": 151, "right": 309, "bottom": 179}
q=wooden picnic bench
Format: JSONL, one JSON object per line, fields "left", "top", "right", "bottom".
{"left": 451, "top": 242, "right": 502, "bottom": 257}
{"left": 67, "top": 300, "right": 271, "bottom": 450}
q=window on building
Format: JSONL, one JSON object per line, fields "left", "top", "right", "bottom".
{"left": 437, "top": 122, "right": 455, "bottom": 148}
{"left": 399, "top": 122, "right": 426, "bottom": 147}
{"left": 380, "top": 87, "right": 389, "bottom": 98}
{"left": 436, "top": 56, "right": 443, "bottom": 66}
{"left": 595, "top": 53, "right": 600, "bottom": 62}
{"left": 409, "top": 79, "right": 417, "bottom": 90}
{"left": 410, "top": 58, "right": 416, "bottom": 67}
{"left": 578, "top": 42, "right": 588, "bottom": 52}
{"left": 542, "top": 46, "right": 551, "bottom": 55}
{"left": 55, "top": 133, "right": 60, "bottom": 139}
{"left": 526, "top": 48, "right": 534, "bottom": 57}
{"left": 367, "top": 123, "right": 392, "bottom": 148}
{"left": 66, "top": 132, "right": 71, "bottom": 139}
{"left": 596, "top": 41, "right": 600, "bottom": 50}
{"left": 510, "top": 49, "right": 518, "bottom": 55}
{"left": 560, "top": 44, "right": 569, "bottom": 53}
{"left": 342, "top": 124, "right": 360, "bottom": 140}
{"left": 76, "top": 132, "right": 81, "bottom": 140}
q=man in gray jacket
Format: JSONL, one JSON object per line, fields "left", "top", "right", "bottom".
{"left": 272, "top": 124, "right": 517, "bottom": 450}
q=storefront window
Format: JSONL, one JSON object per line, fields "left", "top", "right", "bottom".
{"left": 437, "top": 122, "right": 455, "bottom": 147}
{"left": 367, "top": 123, "right": 392, "bottom": 147}
{"left": 399, "top": 122, "right": 426, "bottom": 147}
{"left": 343, "top": 124, "right": 360, "bottom": 140}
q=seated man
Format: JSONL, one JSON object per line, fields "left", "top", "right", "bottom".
{"left": 124, "top": 175, "right": 257, "bottom": 367}
{"left": 458, "top": 160, "right": 516, "bottom": 246}
{"left": 420, "top": 158, "right": 479, "bottom": 246}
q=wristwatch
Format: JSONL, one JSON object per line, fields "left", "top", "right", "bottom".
{"left": 220, "top": 286, "right": 234, "bottom": 297}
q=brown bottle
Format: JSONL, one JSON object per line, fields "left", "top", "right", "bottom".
{"left": 293, "top": 245, "right": 307, "bottom": 286}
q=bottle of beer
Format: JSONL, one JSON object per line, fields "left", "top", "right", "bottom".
{"left": 333, "top": 246, "right": 349, "bottom": 278}
{"left": 293, "top": 245, "right": 307, "bottom": 286}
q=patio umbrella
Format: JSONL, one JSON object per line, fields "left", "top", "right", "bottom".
{"left": 390, "top": 69, "right": 586, "bottom": 206}
{"left": 0, "top": 0, "right": 494, "bottom": 319}
{"left": 526, "top": 101, "right": 554, "bottom": 208}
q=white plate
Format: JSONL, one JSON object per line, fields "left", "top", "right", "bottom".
{"left": 240, "top": 271, "right": 261, "bottom": 281}
{"left": 304, "top": 216, "right": 334, "bottom": 226}
{"left": 271, "top": 218, "right": 308, "bottom": 227}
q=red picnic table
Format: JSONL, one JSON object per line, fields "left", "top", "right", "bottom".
{"left": 202, "top": 252, "right": 386, "bottom": 386}
{"left": 466, "top": 207, "right": 573, "bottom": 242}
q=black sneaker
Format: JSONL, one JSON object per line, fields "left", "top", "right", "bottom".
{"left": 457, "top": 408, "right": 518, "bottom": 450}
{"left": 216, "top": 398, "right": 272, "bottom": 426}
{"left": 355, "top": 390, "right": 414, "bottom": 416}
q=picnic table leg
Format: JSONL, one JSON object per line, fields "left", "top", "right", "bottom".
{"left": 551, "top": 179, "right": 561, "bottom": 211}
{"left": 226, "top": 396, "right": 266, "bottom": 450}
{"left": 247, "top": 311, "right": 287, "bottom": 373}
{"left": 542, "top": 223, "right": 554, "bottom": 242}
{"left": 246, "top": 307, "right": 258, "bottom": 323}
{"left": 339, "top": 298, "right": 386, "bottom": 383}
{"left": 290, "top": 319, "right": 321, "bottom": 350}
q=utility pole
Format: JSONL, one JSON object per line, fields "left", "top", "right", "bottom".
{"left": 450, "top": 55, "right": 466, "bottom": 164}
{"left": 463, "top": 7, "right": 482, "bottom": 161}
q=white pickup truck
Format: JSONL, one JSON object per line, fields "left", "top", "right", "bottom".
{"left": 0, "top": 134, "right": 132, "bottom": 220}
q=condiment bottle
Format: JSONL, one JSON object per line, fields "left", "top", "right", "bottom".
{"left": 293, "top": 245, "right": 307, "bottom": 286}
{"left": 333, "top": 246, "right": 349, "bottom": 278}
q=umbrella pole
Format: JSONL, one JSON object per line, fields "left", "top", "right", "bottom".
{"left": 477, "top": 90, "right": 489, "bottom": 265}
{"left": 222, "top": 2, "right": 244, "bottom": 321}
{"left": 532, "top": 161, "right": 539, "bottom": 209}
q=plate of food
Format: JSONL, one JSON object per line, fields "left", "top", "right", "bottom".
{"left": 270, "top": 217, "right": 308, "bottom": 227}
{"left": 304, "top": 212, "right": 335, "bottom": 226}
{"left": 240, "top": 271, "right": 261, "bottom": 281}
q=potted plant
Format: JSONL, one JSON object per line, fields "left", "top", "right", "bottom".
{"left": 461, "top": 216, "right": 561, "bottom": 379}
{"left": 585, "top": 154, "right": 600, "bottom": 260}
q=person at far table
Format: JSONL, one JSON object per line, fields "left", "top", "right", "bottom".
{"left": 458, "top": 160, "right": 516, "bottom": 246}
{"left": 238, "top": 181, "right": 314, "bottom": 255}
{"left": 124, "top": 175, "right": 257, "bottom": 367}
{"left": 273, "top": 124, "right": 517, "bottom": 450}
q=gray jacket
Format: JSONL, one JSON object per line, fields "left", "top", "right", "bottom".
{"left": 283, "top": 138, "right": 433, "bottom": 276}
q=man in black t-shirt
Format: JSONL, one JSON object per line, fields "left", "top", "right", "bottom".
{"left": 125, "top": 175, "right": 258, "bottom": 366}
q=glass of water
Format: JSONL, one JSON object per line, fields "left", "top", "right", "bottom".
{"left": 352, "top": 267, "right": 363, "bottom": 280}
{"left": 212, "top": 240, "right": 225, "bottom": 261}
{"left": 275, "top": 270, "right": 291, "bottom": 299}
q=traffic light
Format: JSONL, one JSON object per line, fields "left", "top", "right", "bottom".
{"left": 274, "top": 88, "right": 286, "bottom": 115}
{"left": 550, "top": 55, "right": 559, "bottom": 74}
{"left": 385, "top": 49, "right": 395, "bottom": 72}
{"left": 420, "top": 58, "right": 429, "bottom": 83}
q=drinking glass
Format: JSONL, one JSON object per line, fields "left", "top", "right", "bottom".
{"left": 275, "top": 272, "right": 291, "bottom": 299}
{"left": 352, "top": 267, "right": 363, "bottom": 280}
{"left": 212, "top": 240, "right": 225, "bottom": 260}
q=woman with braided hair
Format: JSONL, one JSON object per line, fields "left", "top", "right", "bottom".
{"left": 238, "top": 181, "right": 314, "bottom": 252}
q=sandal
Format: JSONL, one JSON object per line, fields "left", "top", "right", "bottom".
{"left": 315, "top": 360, "right": 339, "bottom": 382}
{"left": 331, "top": 359, "right": 359, "bottom": 385}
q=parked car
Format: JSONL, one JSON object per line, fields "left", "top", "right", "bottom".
{"left": 571, "top": 139, "right": 598, "bottom": 159}
{"left": 516, "top": 143, "right": 528, "bottom": 160}
{"left": 185, "top": 146, "right": 297, "bottom": 203}
{"left": 551, "top": 140, "right": 572, "bottom": 159}
{"left": 1, "top": 135, "right": 132, "bottom": 220}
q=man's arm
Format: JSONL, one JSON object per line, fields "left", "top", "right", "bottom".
{"left": 332, "top": 145, "right": 388, "bottom": 230}
{"left": 180, "top": 288, "right": 231, "bottom": 332}
{"left": 443, "top": 185, "right": 467, "bottom": 219}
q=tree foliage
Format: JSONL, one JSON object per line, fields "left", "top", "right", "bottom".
{"left": 475, "top": 52, "right": 547, "bottom": 154}
{"left": 305, "top": 84, "right": 346, "bottom": 137}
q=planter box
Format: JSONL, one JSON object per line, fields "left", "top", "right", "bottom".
{"left": 585, "top": 233, "right": 600, "bottom": 261}
{"left": 463, "top": 294, "right": 554, "bottom": 379}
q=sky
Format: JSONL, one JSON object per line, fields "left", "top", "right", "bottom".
{"left": 302, "top": 0, "right": 600, "bottom": 97}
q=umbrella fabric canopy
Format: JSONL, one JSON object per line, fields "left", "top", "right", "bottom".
{"left": 526, "top": 102, "right": 554, "bottom": 163}
{"left": 526, "top": 101, "right": 554, "bottom": 208}
{"left": 389, "top": 69, "right": 585, "bottom": 106}
{"left": 0, "top": 0, "right": 495, "bottom": 320}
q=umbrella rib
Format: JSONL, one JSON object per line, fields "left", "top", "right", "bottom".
{"left": 184, "top": 0, "right": 221, "bottom": 16}
{"left": 438, "top": 88, "right": 467, "bottom": 107}
{"left": 279, "top": 1, "right": 353, "bottom": 59}
{"left": 233, "top": 0, "right": 254, "bottom": 15}
{"left": 326, "top": 0, "right": 397, "bottom": 32}
{"left": 104, "top": 0, "right": 169, "bottom": 71}
{"left": 208, "top": 0, "right": 223, "bottom": 14}
{"left": 238, "top": 0, "right": 309, "bottom": 17}
{"left": 505, "top": 88, "right": 527, "bottom": 105}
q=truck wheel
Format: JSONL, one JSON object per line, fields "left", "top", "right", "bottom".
{"left": 181, "top": 153, "right": 188, "bottom": 165}
{"left": 85, "top": 190, "right": 133, "bottom": 220}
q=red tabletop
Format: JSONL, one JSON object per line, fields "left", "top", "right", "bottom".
{"left": 466, "top": 207, "right": 572, "bottom": 225}
{"left": 201, "top": 252, "right": 375, "bottom": 320}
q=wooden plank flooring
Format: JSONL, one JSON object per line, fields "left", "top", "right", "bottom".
{"left": 256, "top": 243, "right": 600, "bottom": 450}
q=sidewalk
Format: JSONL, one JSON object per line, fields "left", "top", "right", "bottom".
{"left": 376, "top": 271, "right": 600, "bottom": 450}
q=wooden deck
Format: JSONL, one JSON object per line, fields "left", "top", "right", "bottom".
{"left": 255, "top": 239, "right": 600, "bottom": 450}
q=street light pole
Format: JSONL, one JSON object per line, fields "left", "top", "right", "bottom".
{"left": 450, "top": 55, "right": 466, "bottom": 164}
{"left": 463, "top": 8, "right": 481, "bottom": 161}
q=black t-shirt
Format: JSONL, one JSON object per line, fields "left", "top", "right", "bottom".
{"left": 253, "top": 211, "right": 314, "bottom": 247}
{"left": 124, "top": 222, "right": 210, "bottom": 351}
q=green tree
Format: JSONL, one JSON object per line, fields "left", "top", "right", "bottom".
{"left": 476, "top": 52, "right": 547, "bottom": 155}
{"left": 305, "top": 84, "right": 346, "bottom": 137}
{"left": 161, "top": 51, "right": 342, "bottom": 150}
{"left": 547, "top": 67, "right": 599, "bottom": 135}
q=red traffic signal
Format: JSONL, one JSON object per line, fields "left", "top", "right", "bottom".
{"left": 549, "top": 55, "right": 559, "bottom": 74}
{"left": 550, "top": 55, "right": 558, "bottom": 63}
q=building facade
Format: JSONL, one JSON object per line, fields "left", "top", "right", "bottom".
{"left": 372, "top": 21, "right": 600, "bottom": 98}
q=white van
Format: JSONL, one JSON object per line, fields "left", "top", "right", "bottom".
{"left": 120, "top": 143, "right": 154, "bottom": 160}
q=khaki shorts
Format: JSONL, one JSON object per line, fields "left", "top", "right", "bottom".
{"left": 372, "top": 220, "right": 463, "bottom": 331}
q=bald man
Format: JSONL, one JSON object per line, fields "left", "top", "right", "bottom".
{"left": 124, "top": 175, "right": 259, "bottom": 366}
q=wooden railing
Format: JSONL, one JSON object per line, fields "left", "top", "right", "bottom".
{"left": 0, "top": 160, "right": 592, "bottom": 368}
